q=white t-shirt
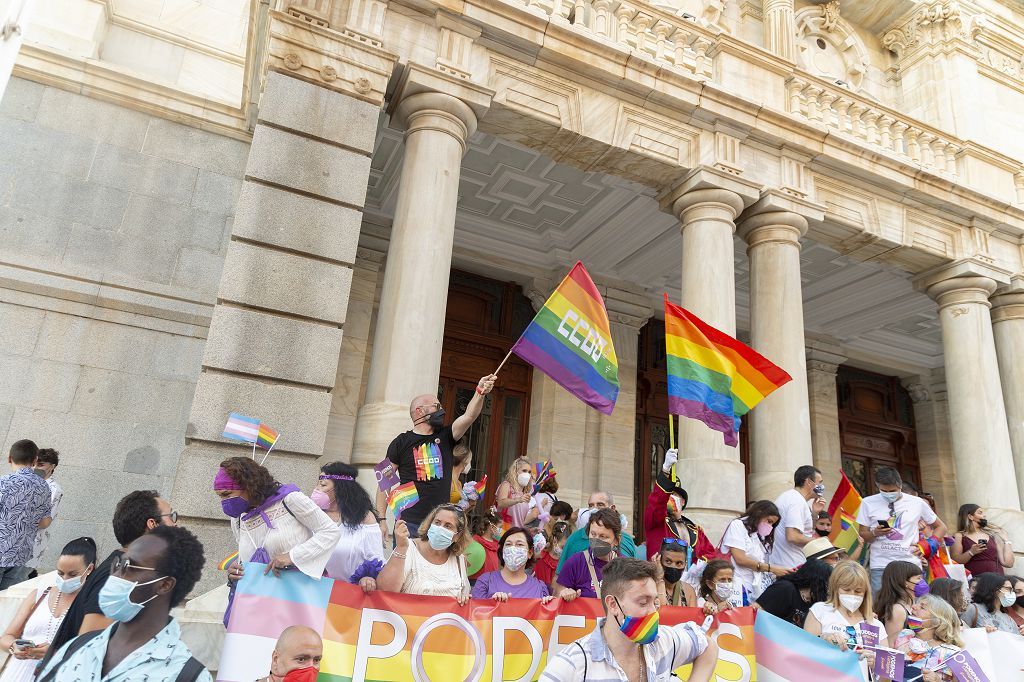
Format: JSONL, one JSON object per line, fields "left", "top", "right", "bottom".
{"left": 721, "top": 518, "right": 771, "bottom": 600}
{"left": 856, "top": 493, "right": 937, "bottom": 570}
{"left": 809, "top": 602, "right": 886, "bottom": 677}
{"left": 771, "top": 488, "right": 813, "bottom": 569}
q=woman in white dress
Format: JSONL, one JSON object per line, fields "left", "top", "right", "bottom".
{"left": 0, "top": 537, "right": 95, "bottom": 682}
{"left": 312, "top": 462, "right": 384, "bottom": 591}
{"left": 377, "top": 504, "right": 471, "bottom": 604}
{"left": 215, "top": 457, "right": 341, "bottom": 624}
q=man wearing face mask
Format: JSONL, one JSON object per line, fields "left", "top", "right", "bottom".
{"left": 541, "top": 558, "right": 718, "bottom": 682}
{"left": 36, "top": 525, "right": 209, "bottom": 681}
{"left": 556, "top": 492, "right": 637, "bottom": 575}
{"left": 256, "top": 626, "right": 323, "bottom": 682}
{"left": 770, "top": 465, "right": 828, "bottom": 570}
{"left": 857, "top": 467, "right": 947, "bottom": 594}
{"left": 386, "top": 375, "right": 496, "bottom": 539}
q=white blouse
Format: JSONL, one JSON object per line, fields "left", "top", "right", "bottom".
{"left": 325, "top": 521, "right": 384, "bottom": 582}
{"left": 231, "top": 491, "right": 341, "bottom": 579}
{"left": 399, "top": 540, "right": 470, "bottom": 599}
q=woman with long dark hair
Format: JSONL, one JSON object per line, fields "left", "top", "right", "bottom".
{"left": 757, "top": 558, "right": 834, "bottom": 627}
{"left": 950, "top": 504, "right": 1013, "bottom": 576}
{"left": 313, "top": 462, "right": 384, "bottom": 591}
{"left": 874, "top": 560, "right": 926, "bottom": 643}
{"left": 963, "top": 572, "right": 1024, "bottom": 634}
{"left": 720, "top": 500, "right": 789, "bottom": 601}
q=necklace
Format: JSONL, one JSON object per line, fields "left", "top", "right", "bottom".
{"left": 44, "top": 590, "right": 63, "bottom": 643}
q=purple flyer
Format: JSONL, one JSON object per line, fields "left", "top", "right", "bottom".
{"left": 374, "top": 458, "right": 400, "bottom": 493}
{"left": 859, "top": 622, "right": 881, "bottom": 648}
{"left": 945, "top": 651, "right": 991, "bottom": 682}
{"left": 873, "top": 648, "right": 905, "bottom": 681}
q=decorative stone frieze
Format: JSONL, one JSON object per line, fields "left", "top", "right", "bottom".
{"left": 795, "top": 3, "right": 869, "bottom": 90}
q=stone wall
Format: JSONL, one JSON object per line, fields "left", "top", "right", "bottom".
{"left": 0, "top": 77, "right": 247, "bottom": 567}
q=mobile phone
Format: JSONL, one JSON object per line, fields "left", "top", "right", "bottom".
{"left": 13, "top": 639, "right": 34, "bottom": 650}
{"left": 877, "top": 520, "right": 890, "bottom": 529}
{"left": 978, "top": 538, "right": 988, "bottom": 546}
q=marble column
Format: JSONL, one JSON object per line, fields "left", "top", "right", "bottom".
{"left": 351, "top": 65, "right": 491, "bottom": 467}
{"left": 920, "top": 265, "right": 1020, "bottom": 510}
{"left": 763, "top": 0, "right": 797, "bottom": 61}
{"left": 660, "top": 170, "right": 759, "bottom": 540}
{"left": 805, "top": 342, "right": 845, "bottom": 496}
{"left": 991, "top": 280, "right": 1024, "bottom": 509}
{"left": 738, "top": 193, "right": 821, "bottom": 501}
{"left": 904, "top": 371, "right": 959, "bottom": 524}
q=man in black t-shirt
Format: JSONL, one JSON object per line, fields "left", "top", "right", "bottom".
{"left": 386, "top": 374, "right": 496, "bottom": 537}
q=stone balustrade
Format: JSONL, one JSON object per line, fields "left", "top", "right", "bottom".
{"left": 785, "top": 74, "right": 962, "bottom": 179}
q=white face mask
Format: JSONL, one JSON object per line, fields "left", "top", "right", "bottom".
{"left": 503, "top": 545, "right": 529, "bottom": 571}
{"left": 516, "top": 472, "right": 531, "bottom": 488}
{"left": 839, "top": 593, "right": 864, "bottom": 613}
{"left": 715, "top": 581, "right": 734, "bottom": 599}
{"left": 1000, "top": 591, "right": 1016, "bottom": 608}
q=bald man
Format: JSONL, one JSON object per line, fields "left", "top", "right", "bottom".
{"left": 257, "top": 626, "right": 322, "bottom": 682}
{"left": 385, "top": 374, "right": 496, "bottom": 538}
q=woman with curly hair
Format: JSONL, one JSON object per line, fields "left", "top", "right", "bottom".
{"left": 377, "top": 504, "right": 472, "bottom": 604}
{"left": 963, "top": 572, "right": 1024, "bottom": 634}
{"left": 214, "top": 457, "right": 340, "bottom": 600}
{"left": 312, "top": 462, "right": 384, "bottom": 592}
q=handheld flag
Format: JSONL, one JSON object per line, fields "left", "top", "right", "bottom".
{"left": 472, "top": 475, "right": 487, "bottom": 497}
{"left": 256, "top": 423, "right": 279, "bottom": 451}
{"left": 755, "top": 610, "right": 866, "bottom": 682}
{"left": 828, "top": 470, "right": 864, "bottom": 557}
{"left": 533, "top": 461, "right": 555, "bottom": 493}
{"left": 223, "top": 413, "right": 260, "bottom": 444}
{"left": 664, "top": 295, "right": 791, "bottom": 446}
{"left": 218, "top": 551, "right": 240, "bottom": 571}
{"left": 388, "top": 482, "right": 419, "bottom": 518}
{"left": 510, "top": 262, "right": 619, "bottom": 414}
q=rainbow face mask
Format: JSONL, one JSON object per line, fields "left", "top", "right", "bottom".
{"left": 613, "top": 597, "right": 659, "bottom": 645}
{"left": 906, "top": 614, "right": 927, "bottom": 632}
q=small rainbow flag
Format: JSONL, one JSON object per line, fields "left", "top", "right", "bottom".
{"left": 223, "top": 413, "right": 260, "bottom": 444}
{"left": 472, "top": 475, "right": 487, "bottom": 497}
{"left": 828, "top": 471, "right": 863, "bottom": 556}
{"left": 664, "top": 295, "right": 791, "bottom": 446}
{"left": 839, "top": 510, "right": 856, "bottom": 531}
{"left": 388, "top": 482, "right": 419, "bottom": 518}
{"left": 510, "top": 262, "right": 619, "bottom": 415}
{"left": 219, "top": 551, "right": 240, "bottom": 571}
{"left": 256, "top": 423, "right": 279, "bottom": 451}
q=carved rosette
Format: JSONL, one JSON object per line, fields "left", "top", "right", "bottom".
{"left": 794, "top": 4, "right": 868, "bottom": 90}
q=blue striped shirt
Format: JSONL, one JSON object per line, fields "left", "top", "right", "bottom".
{"left": 540, "top": 619, "right": 709, "bottom": 681}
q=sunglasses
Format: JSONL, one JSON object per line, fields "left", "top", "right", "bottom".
{"left": 662, "top": 538, "right": 690, "bottom": 548}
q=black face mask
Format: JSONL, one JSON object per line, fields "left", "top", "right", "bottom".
{"left": 1017, "top": 595, "right": 1024, "bottom": 609}
{"left": 663, "top": 566, "right": 684, "bottom": 584}
{"left": 815, "top": 528, "right": 831, "bottom": 537}
{"left": 426, "top": 408, "right": 446, "bottom": 429}
{"left": 589, "top": 539, "right": 613, "bottom": 558}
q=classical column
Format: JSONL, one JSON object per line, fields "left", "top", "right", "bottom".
{"left": 351, "top": 65, "right": 491, "bottom": 467}
{"left": 738, "top": 193, "right": 822, "bottom": 501}
{"left": 991, "top": 280, "right": 1024, "bottom": 509}
{"left": 805, "top": 342, "right": 846, "bottom": 496}
{"left": 920, "top": 264, "right": 1020, "bottom": 510}
{"left": 763, "top": 0, "right": 797, "bottom": 61}
{"left": 904, "top": 371, "right": 959, "bottom": 523}
{"left": 660, "top": 170, "right": 759, "bottom": 539}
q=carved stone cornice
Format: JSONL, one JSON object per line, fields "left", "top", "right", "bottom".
{"left": 882, "top": 1, "right": 983, "bottom": 63}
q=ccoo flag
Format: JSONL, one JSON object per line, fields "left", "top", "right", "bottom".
{"left": 510, "top": 262, "right": 618, "bottom": 414}
{"left": 664, "top": 295, "right": 791, "bottom": 446}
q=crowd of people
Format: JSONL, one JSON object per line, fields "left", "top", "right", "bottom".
{"left": 0, "top": 373, "right": 1022, "bottom": 680}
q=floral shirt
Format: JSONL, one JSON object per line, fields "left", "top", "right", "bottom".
{"left": 893, "top": 629, "right": 960, "bottom": 671}
{"left": 0, "top": 468, "right": 52, "bottom": 567}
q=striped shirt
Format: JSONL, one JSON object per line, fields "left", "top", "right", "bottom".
{"left": 540, "top": 619, "right": 709, "bottom": 681}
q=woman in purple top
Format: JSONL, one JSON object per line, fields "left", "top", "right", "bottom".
{"left": 555, "top": 508, "right": 621, "bottom": 601}
{"left": 471, "top": 527, "right": 553, "bottom": 602}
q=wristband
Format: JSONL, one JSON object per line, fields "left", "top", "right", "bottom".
{"left": 475, "top": 386, "right": 483, "bottom": 395}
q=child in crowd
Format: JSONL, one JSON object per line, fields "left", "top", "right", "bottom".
{"left": 470, "top": 510, "right": 503, "bottom": 579}
{"left": 533, "top": 521, "right": 572, "bottom": 589}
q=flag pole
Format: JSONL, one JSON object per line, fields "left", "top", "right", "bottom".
{"left": 259, "top": 434, "right": 280, "bottom": 467}
{"left": 494, "top": 349, "right": 514, "bottom": 376}
{"left": 668, "top": 413, "right": 675, "bottom": 450}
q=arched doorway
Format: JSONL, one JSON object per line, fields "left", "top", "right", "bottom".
{"left": 837, "top": 366, "right": 921, "bottom": 496}
{"left": 439, "top": 270, "right": 534, "bottom": 508}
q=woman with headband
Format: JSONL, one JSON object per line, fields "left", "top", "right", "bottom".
{"left": 313, "top": 462, "right": 385, "bottom": 591}
{"left": 214, "top": 457, "right": 340, "bottom": 622}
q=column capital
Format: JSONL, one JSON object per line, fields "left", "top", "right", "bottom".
{"left": 659, "top": 167, "right": 761, "bottom": 220}
{"left": 991, "top": 277, "right": 1024, "bottom": 323}
{"left": 736, "top": 189, "right": 825, "bottom": 245}
{"left": 805, "top": 342, "right": 846, "bottom": 375}
{"left": 389, "top": 63, "right": 493, "bottom": 145}
{"left": 915, "top": 259, "right": 1012, "bottom": 309}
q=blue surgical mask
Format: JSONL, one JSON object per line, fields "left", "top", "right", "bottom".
{"left": 99, "top": 574, "right": 166, "bottom": 622}
{"left": 427, "top": 524, "right": 455, "bottom": 551}
{"left": 55, "top": 572, "right": 88, "bottom": 594}
{"left": 881, "top": 491, "right": 901, "bottom": 503}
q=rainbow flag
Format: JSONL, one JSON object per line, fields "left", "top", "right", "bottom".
{"left": 510, "top": 262, "right": 618, "bottom": 415}
{"left": 256, "top": 423, "right": 279, "bottom": 451}
{"left": 222, "top": 412, "right": 260, "bottom": 443}
{"left": 387, "top": 482, "right": 419, "bottom": 518}
{"left": 755, "top": 610, "right": 865, "bottom": 682}
{"left": 664, "top": 295, "right": 791, "bottom": 446}
{"left": 472, "top": 475, "right": 487, "bottom": 497}
{"left": 532, "top": 461, "right": 555, "bottom": 493}
{"left": 219, "top": 551, "right": 240, "bottom": 571}
{"left": 828, "top": 471, "right": 863, "bottom": 555}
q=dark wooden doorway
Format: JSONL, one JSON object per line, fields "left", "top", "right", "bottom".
{"left": 439, "top": 270, "right": 534, "bottom": 509}
{"left": 837, "top": 366, "right": 920, "bottom": 497}
{"left": 633, "top": 319, "right": 749, "bottom": 542}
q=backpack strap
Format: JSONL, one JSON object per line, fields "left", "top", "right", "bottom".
{"left": 36, "top": 628, "right": 109, "bottom": 682}
{"left": 174, "top": 656, "right": 207, "bottom": 682}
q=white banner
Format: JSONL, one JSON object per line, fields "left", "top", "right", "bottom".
{"left": 959, "top": 627, "right": 1024, "bottom": 680}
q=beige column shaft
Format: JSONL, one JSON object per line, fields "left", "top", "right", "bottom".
{"left": 926, "top": 275, "right": 1020, "bottom": 509}
{"left": 806, "top": 346, "right": 845, "bottom": 496}
{"left": 991, "top": 287, "right": 1024, "bottom": 509}
{"left": 740, "top": 211, "right": 812, "bottom": 501}
{"left": 352, "top": 90, "right": 477, "bottom": 465}
{"left": 763, "top": 0, "right": 797, "bottom": 61}
{"left": 666, "top": 186, "right": 748, "bottom": 540}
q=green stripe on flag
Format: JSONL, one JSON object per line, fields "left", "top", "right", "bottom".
{"left": 532, "top": 306, "right": 618, "bottom": 378}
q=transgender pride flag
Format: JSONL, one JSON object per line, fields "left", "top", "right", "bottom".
{"left": 755, "top": 610, "right": 867, "bottom": 682}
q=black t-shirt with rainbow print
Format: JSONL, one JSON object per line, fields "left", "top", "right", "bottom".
{"left": 387, "top": 425, "right": 455, "bottom": 526}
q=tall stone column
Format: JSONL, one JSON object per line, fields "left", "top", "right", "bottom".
{"left": 904, "top": 371, "right": 958, "bottom": 524}
{"left": 991, "top": 280, "right": 1024, "bottom": 509}
{"left": 805, "top": 342, "right": 845, "bottom": 496}
{"left": 660, "top": 170, "right": 759, "bottom": 540}
{"left": 351, "top": 65, "right": 491, "bottom": 467}
{"left": 920, "top": 264, "right": 1021, "bottom": 510}
{"left": 763, "top": 0, "right": 797, "bottom": 61}
{"left": 738, "top": 192, "right": 822, "bottom": 501}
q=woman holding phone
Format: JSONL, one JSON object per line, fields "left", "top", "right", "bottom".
{"left": 951, "top": 505, "right": 1013, "bottom": 576}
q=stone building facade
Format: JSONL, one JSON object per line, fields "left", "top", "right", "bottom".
{"left": 4, "top": 0, "right": 1024, "bottom": 588}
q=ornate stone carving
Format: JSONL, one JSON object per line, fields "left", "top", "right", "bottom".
{"left": 882, "top": 1, "right": 983, "bottom": 58}
{"left": 794, "top": 5, "right": 868, "bottom": 89}
{"left": 283, "top": 53, "right": 302, "bottom": 70}
{"left": 319, "top": 64, "right": 338, "bottom": 81}
{"left": 903, "top": 381, "right": 930, "bottom": 404}
{"left": 435, "top": 13, "right": 481, "bottom": 81}
{"left": 820, "top": 1, "right": 841, "bottom": 34}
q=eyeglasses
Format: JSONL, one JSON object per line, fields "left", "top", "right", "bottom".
{"left": 159, "top": 511, "right": 178, "bottom": 524}
{"left": 662, "top": 538, "right": 690, "bottom": 548}
{"left": 112, "top": 558, "right": 158, "bottom": 575}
